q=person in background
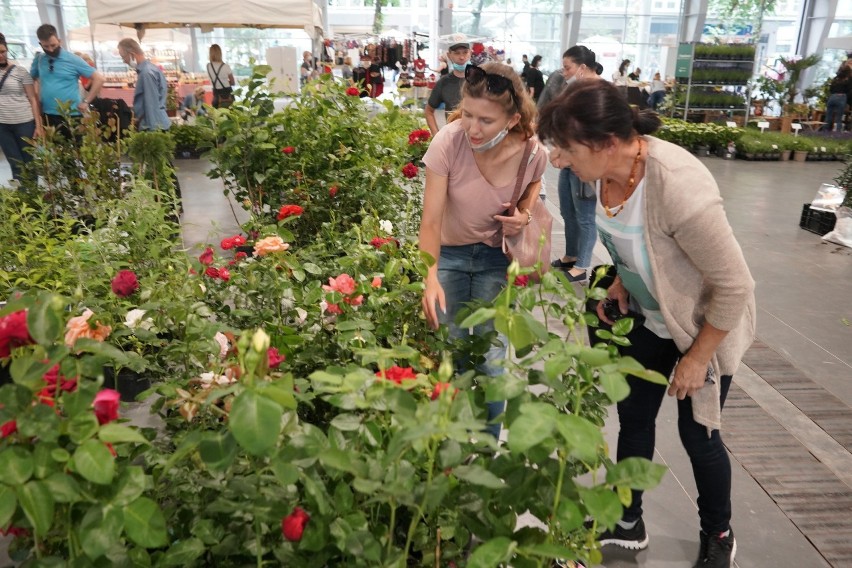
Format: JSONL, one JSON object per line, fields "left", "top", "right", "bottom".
{"left": 648, "top": 72, "right": 667, "bottom": 110}
{"left": 419, "top": 62, "right": 546, "bottom": 440}
{"left": 179, "top": 86, "right": 207, "bottom": 121}
{"left": 612, "top": 59, "right": 630, "bottom": 86}
{"left": 540, "top": 45, "right": 601, "bottom": 283}
{"left": 0, "top": 37, "right": 43, "bottom": 182}
{"left": 538, "top": 80, "right": 755, "bottom": 568}
{"left": 31, "top": 24, "right": 104, "bottom": 139}
{"left": 425, "top": 39, "right": 471, "bottom": 135}
{"left": 520, "top": 54, "right": 530, "bottom": 84}
{"left": 628, "top": 67, "right": 642, "bottom": 82}
{"left": 117, "top": 38, "right": 169, "bottom": 131}
{"left": 368, "top": 56, "right": 384, "bottom": 98}
{"left": 351, "top": 53, "right": 370, "bottom": 97}
{"left": 339, "top": 56, "right": 353, "bottom": 84}
{"left": 300, "top": 50, "right": 313, "bottom": 86}
{"left": 526, "top": 55, "right": 545, "bottom": 102}
{"left": 75, "top": 51, "right": 97, "bottom": 96}
{"left": 823, "top": 63, "right": 851, "bottom": 132}
{"left": 207, "top": 44, "right": 234, "bottom": 108}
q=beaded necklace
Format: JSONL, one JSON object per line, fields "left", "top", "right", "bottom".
{"left": 602, "top": 139, "right": 644, "bottom": 218}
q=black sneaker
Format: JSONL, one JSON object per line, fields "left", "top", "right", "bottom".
{"left": 694, "top": 529, "right": 736, "bottom": 568}
{"left": 598, "top": 517, "right": 649, "bottom": 550}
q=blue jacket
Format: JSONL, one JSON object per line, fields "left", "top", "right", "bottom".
{"left": 134, "top": 60, "right": 171, "bottom": 131}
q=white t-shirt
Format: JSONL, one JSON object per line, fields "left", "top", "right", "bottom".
{"left": 0, "top": 65, "right": 35, "bottom": 124}
{"left": 595, "top": 178, "right": 671, "bottom": 338}
{"left": 207, "top": 62, "right": 232, "bottom": 90}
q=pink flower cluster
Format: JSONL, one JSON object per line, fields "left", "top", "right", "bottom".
{"left": 322, "top": 273, "right": 364, "bottom": 313}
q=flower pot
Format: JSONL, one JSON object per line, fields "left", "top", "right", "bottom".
{"left": 792, "top": 150, "right": 808, "bottom": 162}
{"left": 104, "top": 367, "right": 152, "bottom": 402}
{"left": 695, "top": 145, "right": 711, "bottom": 157}
{"left": 779, "top": 150, "right": 792, "bottom": 161}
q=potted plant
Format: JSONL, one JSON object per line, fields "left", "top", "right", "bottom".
{"left": 791, "top": 136, "right": 810, "bottom": 162}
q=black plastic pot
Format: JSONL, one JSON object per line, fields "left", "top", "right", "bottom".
{"left": 103, "top": 367, "right": 152, "bottom": 402}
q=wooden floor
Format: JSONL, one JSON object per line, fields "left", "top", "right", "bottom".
{"left": 725, "top": 340, "right": 852, "bottom": 567}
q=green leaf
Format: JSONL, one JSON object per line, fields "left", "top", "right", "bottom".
{"left": 270, "top": 457, "right": 300, "bottom": 486}
{"left": 72, "top": 439, "right": 116, "bottom": 485}
{"left": 319, "top": 448, "right": 360, "bottom": 475}
{"left": 43, "top": 472, "right": 82, "bottom": 503}
{"left": 124, "top": 497, "right": 168, "bottom": 548}
{"left": 467, "top": 536, "right": 516, "bottom": 568}
{"left": 27, "top": 293, "right": 63, "bottom": 345}
{"left": 606, "top": 457, "right": 668, "bottom": 491}
{"left": 0, "top": 485, "right": 17, "bottom": 529}
{"left": 485, "top": 372, "right": 528, "bottom": 401}
{"left": 198, "top": 431, "right": 238, "bottom": 473}
{"left": 68, "top": 413, "right": 100, "bottom": 445}
{"left": 555, "top": 499, "right": 584, "bottom": 531}
{"left": 579, "top": 486, "right": 623, "bottom": 529}
{"left": 17, "top": 480, "right": 54, "bottom": 537}
{"left": 229, "top": 389, "right": 283, "bottom": 455}
{"left": 437, "top": 439, "right": 462, "bottom": 468}
{"left": 9, "top": 357, "right": 56, "bottom": 390}
{"left": 111, "top": 466, "right": 147, "bottom": 506}
{"left": 554, "top": 414, "right": 604, "bottom": 463}
{"left": 0, "top": 447, "right": 34, "bottom": 485}
{"left": 521, "top": 542, "right": 582, "bottom": 561}
{"left": 79, "top": 505, "right": 123, "bottom": 559}
{"left": 495, "top": 312, "right": 537, "bottom": 351}
{"left": 624, "top": 368, "right": 670, "bottom": 385}
{"left": 458, "top": 308, "right": 496, "bottom": 329}
{"left": 258, "top": 384, "right": 297, "bottom": 410}
{"left": 32, "top": 444, "right": 57, "bottom": 479}
{"left": 578, "top": 346, "right": 612, "bottom": 367}
{"left": 160, "top": 537, "right": 205, "bottom": 566}
{"left": 452, "top": 465, "right": 506, "bottom": 489}
{"left": 507, "top": 405, "right": 557, "bottom": 453}
{"left": 599, "top": 372, "right": 631, "bottom": 403}
{"left": 330, "top": 413, "right": 362, "bottom": 431}
{"left": 98, "top": 424, "right": 151, "bottom": 445}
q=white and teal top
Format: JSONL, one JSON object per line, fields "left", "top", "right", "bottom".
{"left": 595, "top": 178, "right": 671, "bottom": 339}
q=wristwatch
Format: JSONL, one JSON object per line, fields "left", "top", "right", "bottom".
{"left": 522, "top": 208, "right": 532, "bottom": 225}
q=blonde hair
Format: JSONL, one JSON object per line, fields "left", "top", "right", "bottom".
{"left": 195, "top": 86, "right": 205, "bottom": 97}
{"left": 343, "top": 56, "right": 352, "bottom": 66}
{"left": 448, "top": 62, "right": 537, "bottom": 139}
{"left": 209, "top": 44, "right": 223, "bottom": 63}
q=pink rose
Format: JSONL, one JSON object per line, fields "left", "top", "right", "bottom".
{"left": 65, "top": 310, "right": 111, "bottom": 347}
{"left": 371, "top": 276, "right": 382, "bottom": 288}
{"left": 254, "top": 236, "right": 290, "bottom": 257}
{"left": 0, "top": 310, "right": 34, "bottom": 358}
{"left": 199, "top": 247, "right": 215, "bottom": 265}
{"left": 93, "top": 389, "right": 121, "bottom": 425}
{"left": 322, "top": 274, "right": 356, "bottom": 295}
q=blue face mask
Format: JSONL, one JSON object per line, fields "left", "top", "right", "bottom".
{"left": 451, "top": 61, "right": 469, "bottom": 73}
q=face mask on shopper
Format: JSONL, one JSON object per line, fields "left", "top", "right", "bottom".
{"left": 451, "top": 61, "right": 469, "bottom": 73}
{"left": 466, "top": 122, "right": 511, "bottom": 153}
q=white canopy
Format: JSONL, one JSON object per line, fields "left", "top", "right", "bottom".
{"left": 86, "top": 0, "right": 324, "bottom": 37}
{"left": 824, "top": 35, "right": 852, "bottom": 50}
{"left": 68, "top": 25, "right": 190, "bottom": 45}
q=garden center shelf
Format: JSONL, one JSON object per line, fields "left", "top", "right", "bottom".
{"left": 672, "top": 43, "right": 756, "bottom": 124}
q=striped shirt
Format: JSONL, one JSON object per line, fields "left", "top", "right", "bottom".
{"left": 0, "top": 65, "right": 35, "bottom": 124}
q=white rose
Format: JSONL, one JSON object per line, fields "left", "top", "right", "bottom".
{"left": 213, "top": 332, "right": 229, "bottom": 359}
{"left": 379, "top": 219, "right": 393, "bottom": 234}
{"left": 125, "top": 309, "right": 146, "bottom": 329}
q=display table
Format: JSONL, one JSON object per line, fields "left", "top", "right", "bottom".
{"left": 98, "top": 83, "right": 212, "bottom": 106}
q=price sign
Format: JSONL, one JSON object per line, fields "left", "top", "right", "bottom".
{"left": 757, "top": 121, "right": 770, "bottom": 132}
{"left": 726, "top": 121, "right": 738, "bottom": 128}
{"left": 791, "top": 123, "right": 802, "bottom": 136}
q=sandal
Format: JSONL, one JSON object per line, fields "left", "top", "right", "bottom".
{"left": 550, "top": 258, "right": 576, "bottom": 270}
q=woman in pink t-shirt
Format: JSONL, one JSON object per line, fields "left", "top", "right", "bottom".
{"left": 419, "top": 62, "right": 547, "bottom": 439}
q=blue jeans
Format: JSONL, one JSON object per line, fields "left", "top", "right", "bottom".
{"left": 437, "top": 243, "right": 509, "bottom": 438}
{"left": 824, "top": 93, "right": 847, "bottom": 132}
{"left": 557, "top": 168, "right": 597, "bottom": 269}
{"left": 0, "top": 120, "right": 36, "bottom": 181}
{"left": 648, "top": 90, "right": 666, "bottom": 110}
{"left": 607, "top": 325, "right": 733, "bottom": 534}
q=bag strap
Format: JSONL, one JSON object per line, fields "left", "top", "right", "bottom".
{"left": 507, "top": 140, "right": 535, "bottom": 216}
{"left": 0, "top": 65, "right": 16, "bottom": 93}
{"left": 208, "top": 63, "right": 227, "bottom": 90}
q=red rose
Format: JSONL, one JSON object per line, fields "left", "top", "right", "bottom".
{"left": 513, "top": 275, "right": 530, "bottom": 287}
{"left": 370, "top": 236, "right": 399, "bottom": 249}
{"left": 37, "top": 388, "right": 55, "bottom": 407}
{"left": 402, "top": 162, "right": 419, "bottom": 179}
{"left": 199, "top": 247, "right": 215, "bottom": 266}
{"left": 277, "top": 204, "right": 304, "bottom": 221}
{"left": 43, "top": 364, "right": 78, "bottom": 395}
{"left": 221, "top": 237, "right": 235, "bottom": 250}
{"left": 431, "top": 382, "right": 457, "bottom": 401}
{"left": 281, "top": 146, "right": 295, "bottom": 154}
{"left": 93, "top": 389, "right": 121, "bottom": 425}
{"left": 329, "top": 185, "right": 339, "bottom": 197}
{"left": 407, "top": 129, "right": 431, "bottom": 145}
{"left": 472, "top": 42, "right": 484, "bottom": 55}
{"left": 343, "top": 294, "right": 363, "bottom": 307}
{"left": 234, "top": 251, "right": 248, "bottom": 261}
{"left": 232, "top": 235, "right": 246, "bottom": 247}
{"left": 0, "top": 310, "right": 34, "bottom": 358}
{"left": 0, "top": 525, "right": 28, "bottom": 538}
{"left": 376, "top": 366, "right": 417, "bottom": 385}
{"left": 268, "top": 347, "right": 286, "bottom": 368}
{"left": 281, "top": 507, "right": 310, "bottom": 541}
{"left": 326, "top": 303, "right": 342, "bottom": 315}
{"left": 1, "top": 420, "right": 17, "bottom": 438}
{"left": 346, "top": 86, "right": 360, "bottom": 96}
{"left": 110, "top": 270, "right": 139, "bottom": 297}
{"left": 205, "top": 267, "right": 220, "bottom": 279}
{"left": 218, "top": 268, "right": 231, "bottom": 281}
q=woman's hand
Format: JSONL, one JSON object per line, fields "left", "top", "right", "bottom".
{"left": 422, "top": 275, "right": 446, "bottom": 330}
{"left": 596, "top": 276, "right": 629, "bottom": 325}
{"left": 668, "top": 353, "right": 709, "bottom": 400}
{"left": 494, "top": 201, "right": 528, "bottom": 237}
{"left": 33, "top": 124, "right": 44, "bottom": 139}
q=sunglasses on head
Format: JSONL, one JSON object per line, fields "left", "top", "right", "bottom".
{"left": 464, "top": 65, "right": 519, "bottom": 108}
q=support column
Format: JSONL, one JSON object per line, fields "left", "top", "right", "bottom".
{"left": 36, "top": 0, "right": 67, "bottom": 42}
{"left": 677, "top": 0, "right": 708, "bottom": 44}
{"left": 796, "top": 0, "right": 838, "bottom": 95}
{"left": 563, "top": 0, "right": 582, "bottom": 51}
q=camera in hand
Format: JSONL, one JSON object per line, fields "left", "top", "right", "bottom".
{"left": 603, "top": 300, "right": 646, "bottom": 328}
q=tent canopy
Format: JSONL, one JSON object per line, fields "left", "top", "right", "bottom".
{"left": 824, "top": 35, "right": 852, "bottom": 50}
{"left": 86, "top": 0, "right": 324, "bottom": 36}
{"left": 69, "top": 24, "right": 190, "bottom": 45}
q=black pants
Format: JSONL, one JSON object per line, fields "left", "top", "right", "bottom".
{"left": 596, "top": 322, "right": 733, "bottom": 534}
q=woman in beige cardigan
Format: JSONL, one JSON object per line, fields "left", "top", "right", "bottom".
{"left": 538, "top": 80, "right": 755, "bottom": 568}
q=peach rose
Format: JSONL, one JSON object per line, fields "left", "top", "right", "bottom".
{"left": 253, "top": 236, "right": 290, "bottom": 257}
{"left": 65, "top": 309, "right": 112, "bottom": 347}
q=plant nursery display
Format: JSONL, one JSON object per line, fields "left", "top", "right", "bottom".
{"left": 0, "top": 68, "right": 668, "bottom": 566}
